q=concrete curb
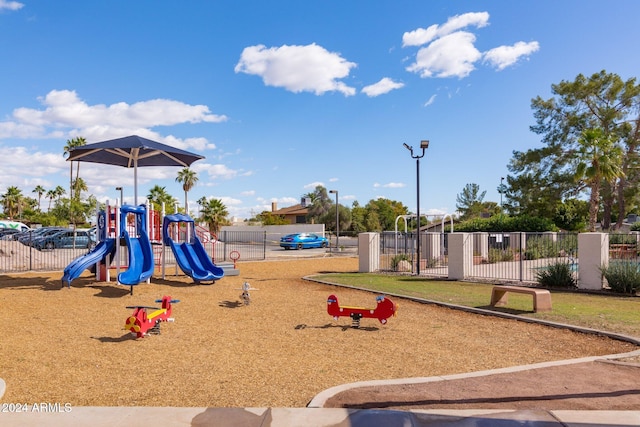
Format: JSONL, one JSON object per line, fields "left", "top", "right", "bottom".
{"left": 307, "top": 349, "right": 640, "bottom": 408}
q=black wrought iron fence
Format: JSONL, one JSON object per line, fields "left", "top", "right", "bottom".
{"left": 0, "top": 238, "right": 94, "bottom": 272}
{"left": 468, "top": 232, "right": 578, "bottom": 283}
{"left": 0, "top": 231, "right": 268, "bottom": 274}
{"left": 379, "top": 231, "right": 448, "bottom": 277}
{"left": 378, "top": 231, "right": 578, "bottom": 284}
{"left": 608, "top": 232, "right": 640, "bottom": 262}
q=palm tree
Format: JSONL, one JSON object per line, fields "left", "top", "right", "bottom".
{"left": 175, "top": 168, "right": 198, "bottom": 216}
{"left": 1, "top": 186, "right": 23, "bottom": 219}
{"left": 147, "top": 185, "right": 177, "bottom": 212}
{"left": 198, "top": 197, "right": 229, "bottom": 236}
{"left": 54, "top": 185, "right": 66, "bottom": 202}
{"left": 32, "top": 185, "right": 46, "bottom": 211}
{"left": 575, "top": 128, "right": 624, "bottom": 231}
{"left": 72, "top": 177, "right": 88, "bottom": 200}
{"left": 46, "top": 189, "right": 56, "bottom": 212}
{"left": 63, "top": 137, "right": 87, "bottom": 200}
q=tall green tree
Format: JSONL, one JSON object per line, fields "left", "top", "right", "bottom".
{"left": 176, "top": 167, "right": 198, "bottom": 215}
{"left": 349, "top": 201, "right": 367, "bottom": 233}
{"left": 455, "top": 183, "right": 486, "bottom": 220}
{"left": 575, "top": 128, "right": 624, "bottom": 231}
{"left": 53, "top": 186, "right": 66, "bottom": 202}
{"left": 46, "top": 189, "right": 57, "bottom": 212}
{"left": 198, "top": 197, "right": 229, "bottom": 235}
{"left": 1, "top": 186, "right": 23, "bottom": 219}
{"left": 364, "top": 198, "right": 409, "bottom": 231}
{"left": 32, "top": 185, "right": 46, "bottom": 211}
{"left": 512, "top": 70, "right": 640, "bottom": 229}
{"left": 72, "top": 177, "right": 88, "bottom": 200}
{"left": 63, "top": 136, "right": 87, "bottom": 201}
{"left": 306, "top": 186, "right": 332, "bottom": 224}
{"left": 147, "top": 185, "right": 177, "bottom": 212}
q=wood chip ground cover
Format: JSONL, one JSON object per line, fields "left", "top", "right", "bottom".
{"left": 0, "top": 257, "right": 635, "bottom": 407}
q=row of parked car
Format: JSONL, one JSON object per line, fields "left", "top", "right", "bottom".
{"left": 0, "top": 226, "right": 96, "bottom": 250}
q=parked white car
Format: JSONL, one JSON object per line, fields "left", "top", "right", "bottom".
{"left": 0, "top": 220, "right": 30, "bottom": 232}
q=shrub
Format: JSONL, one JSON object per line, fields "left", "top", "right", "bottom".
{"left": 536, "top": 261, "right": 577, "bottom": 288}
{"left": 391, "top": 253, "right": 410, "bottom": 271}
{"left": 487, "top": 248, "right": 515, "bottom": 263}
{"left": 601, "top": 261, "right": 640, "bottom": 294}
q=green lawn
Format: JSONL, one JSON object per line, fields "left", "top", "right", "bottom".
{"left": 311, "top": 273, "right": 640, "bottom": 339}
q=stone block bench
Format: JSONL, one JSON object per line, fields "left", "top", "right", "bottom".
{"left": 490, "top": 285, "right": 552, "bottom": 312}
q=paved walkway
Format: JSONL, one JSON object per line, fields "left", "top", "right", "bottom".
{"left": 0, "top": 405, "right": 638, "bottom": 426}
{"left": 2, "top": 360, "right": 639, "bottom": 427}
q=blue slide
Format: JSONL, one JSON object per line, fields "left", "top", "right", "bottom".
{"left": 117, "top": 204, "right": 155, "bottom": 288}
{"left": 118, "top": 228, "right": 155, "bottom": 286}
{"left": 62, "top": 238, "right": 116, "bottom": 287}
{"left": 163, "top": 213, "right": 224, "bottom": 283}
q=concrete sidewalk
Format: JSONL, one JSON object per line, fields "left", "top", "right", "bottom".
{"left": 0, "top": 406, "right": 638, "bottom": 426}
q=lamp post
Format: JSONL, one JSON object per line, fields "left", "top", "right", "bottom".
{"left": 403, "top": 140, "right": 429, "bottom": 275}
{"left": 329, "top": 190, "right": 339, "bottom": 250}
{"left": 115, "top": 187, "right": 123, "bottom": 206}
{"left": 498, "top": 177, "right": 505, "bottom": 211}
{"left": 497, "top": 177, "right": 507, "bottom": 250}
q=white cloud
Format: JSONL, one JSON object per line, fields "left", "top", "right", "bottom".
{"left": 235, "top": 43, "right": 357, "bottom": 96}
{"left": 424, "top": 94, "right": 437, "bottom": 107}
{"left": 406, "top": 32, "right": 481, "bottom": 78}
{"left": 0, "top": 90, "right": 227, "bottom": 149}
{"left": 362, "top": 77, "right": 405, "bottom": 97}
{"left": 402, "top": 12, "right": 489, "bottom": 47}
{"left": 0, "top": 0, "right": 24, "bottom": 11}
{"left": 483, "top": 41, "right": 540, "bottom": 70}
{"left": 403, "top": 12, "right": 538, "bottom": 79}
{"left": 303, "top": 181, "right": 324, "bottom": 190}
{"left": 197, "top": 163, "right": 241, "bottom": 180}
{"left": 382, "top": 182, "right": 406, "bottom": 188}
{"left": 240, "top": 190, "right": 256, "bottom": 196}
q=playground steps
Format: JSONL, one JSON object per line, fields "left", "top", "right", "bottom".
{"left": 218, "top": 262, "right": 240, "bottom": 276}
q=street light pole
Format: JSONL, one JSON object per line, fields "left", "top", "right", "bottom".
{"left": 403, "top": 140, "right": 429, "bottom": 275}
{"left": 498, "top": 177, "right": 506, "bottom": 250}
{"left": 115, "top": 187, "right": 123, "bottom": 206}
{"left": 329, "top": 190, "right": 339, "bottom": 250}
{"left": 499, "top": 177, "right": 505, "bottom": 212}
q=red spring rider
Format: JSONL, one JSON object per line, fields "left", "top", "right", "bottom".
{"left": 125, "top": 295, "right": 179, "bottom": 338}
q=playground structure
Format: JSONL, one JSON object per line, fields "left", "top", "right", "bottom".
{"left": 327, "top": 294, "right": 397, "bottom": 328}
{"left": 162, "top": 213, "right": 224, "bottom": 283}
{"left": 125, "top": 295, "right": 179, "bottom": 338}
{"left": 62, "top": 200, "right": 233, "bottom": 290}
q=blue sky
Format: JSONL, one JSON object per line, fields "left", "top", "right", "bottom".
{"left": 1, "top": 1, "right": 639, "bottom": 221}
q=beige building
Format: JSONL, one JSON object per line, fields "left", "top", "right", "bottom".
{"left": 270, "top": 202, "right": 309, "bottom": 224}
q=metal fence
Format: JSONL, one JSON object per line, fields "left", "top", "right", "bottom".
{"left": 379, "top": 231, "right": 449, "bottom": 277}
{"left": 465, "top": 232, "right": 578, "bottom": 283}
{"left": 0, "top": 231, "right": 268, "bottom": 274}
{"left": 379, "top": 231, "right": 580, "bottom": 284}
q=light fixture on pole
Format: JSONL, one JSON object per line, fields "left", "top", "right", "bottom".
{"left": 498, "top": 177, "right": 505, "bottom": 211}
{"left": 115, "top": 187, "right": 123, "bottom": 206}
{"left": 403, "top": 140, "right": 429, "bottom": 275}
{"left": 329, "top": 190, "right": 339, "bottom": 250}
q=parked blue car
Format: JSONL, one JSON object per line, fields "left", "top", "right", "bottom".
{"left": 280, "top": 233, "right": 328, "bottom": 250}
{"left": 32, "top": 230, "right": 96, "bottom": 251}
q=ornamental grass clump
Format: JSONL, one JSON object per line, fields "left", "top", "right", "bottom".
{"left": 601, "top": 261, "right": 640, "bottom": 295}
{"left": 536, "top": 261, "right": 577, "bottom": 289}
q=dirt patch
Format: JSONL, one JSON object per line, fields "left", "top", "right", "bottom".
{"left": 324, "top": 360, "right": 640, "bottom": 411}
{"left": 0, "top": 257, "right": 636, "bottom": 408}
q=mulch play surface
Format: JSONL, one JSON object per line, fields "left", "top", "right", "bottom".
{"left": 0, "top": 257, "right": 637, "bottom": 408}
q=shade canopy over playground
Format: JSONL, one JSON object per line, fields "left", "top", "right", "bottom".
{"left": 66, "top": 135, "right": 205, "bottom": 204}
